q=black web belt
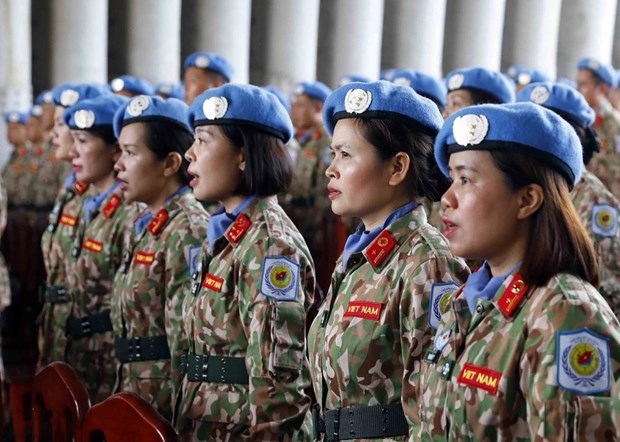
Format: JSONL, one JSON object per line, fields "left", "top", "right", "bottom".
{"left": 312, "top": 402, "right": 408, "bottom": 441}
{"left": 114, "top": 335, "right": 170, "bottom": 363}
{"left": 180, "top": 352, "right": 249, "bottom": 384}
{"left": 41, "top": 285, "right": 69, "bottom": 304}
{"left": 66, "top": 310, "right": 113, "bottom": 339}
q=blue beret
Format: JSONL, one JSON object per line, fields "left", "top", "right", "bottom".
{"left": 435, "top": 102, "right": 583, "bottom": 187}
{"left": 577, "top": 58, "right": 617, "bottom": 88}
{"left": 339, "top": 75, "right": 372, "bottom": 86}
{"left": 52, "top": 83, "right": 110, "bottom": 107}
{"left": 35, "top": 90, "right": 54, "bottom": 105}
{"left": 380, "top": 68, "right": 398, "bottom": 81}
{"left": 506, "top": 65, "right": 550, "bottom": 86}
{"left": 30, "top": 105, "right": 44, "bottom": 117}
{"left": 64, "top": 95, "right": 129, "bottom": 131}
{"left": 110, "top": 75, "right": 155, "bottom": 96}
{"left": 516, "top": 81, "right": 594, "bottom": 128}
{"left": 322, "top": 80, "right": 444, "bottom": 137}
{"left": 113, "top": 95, "right": 192, "bottom": 138}
{"left": 183, "top": 52, "right": 234, "bottom": 82}
{"left": 154, "top": 82, "right": 184, "bottom": 100}
{"left": 556, "top": 77, "right": 577, "bottom": 89}
{"left": 392, "top": 69, "right": 447, "bottom": 109}
{"left": 292, "top": 81, "right": 332, "bottom": 103}
{"left": 188, "top": 83, "right": 293, "bottom": 143}
{"left": 262, "top": 85, "right": 290, "bottom": 113}
{"left": 4, "top": 111, "right": 28, "bottom": 125}
{"left": 445, "top": 67, "right": 515, "bottom": 104}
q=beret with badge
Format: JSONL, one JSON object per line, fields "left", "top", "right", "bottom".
{"left": 262, "top": 85, "right": 291, "bottom": 113}
{"left": 155, "top": 82, "right": 184, "bottom": 100}
{"left": 188, "top": 83, "right": 294, "bottom": 143}
{"left": 339, "top": 74, "right": 372, "bottom": 86}
{"left": 113, "top": 95, "right": 192, "bottom": 138}
{"left": 35, "top": 90, "right": 54, "bottom": 105}
{"left": 322, "top": 80, "right": 444, "bottom": 137}
{"left": 392, "top": 68, "right": 447, "bottom": 109}
{"left": 30, "top": 105, "right": 44, "bottom": 118}
{"left": 64, "top": 95, "right": 129, "bottom": 131}
{"left": 506, "top": 65, "right": 550, "bottom": 87}
{"left": 184, "top": 52, "right": 234, "bottom": 83}
{"left": 52, "top": 83, "right": 111, "bottom": 108}
{"left": 4, "top": 111, "right": 28, "bottom": 125}
{"left": 445, "top": 66, "right": 516, "bottom": 104}
{"left": 291, "top": 81, "right": 333, "bottom": 103}
{"left": 577, "top": 57, "right": 618, "bottom": 88}
{"left": 434, "top": 102, "right": 583, "bottom": 188}
{"left": 110, "top": 75, "right": 155, "bottom": 96}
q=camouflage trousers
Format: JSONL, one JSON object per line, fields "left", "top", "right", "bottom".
{"left": 36, "top": 302, "right": 71, "bottom": 371}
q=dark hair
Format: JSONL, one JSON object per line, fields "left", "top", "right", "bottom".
{"left": 352, "top": 118, "right": 450, "bottom": 202}
{"left": 219, "top": 125, "right": 293, "bottom": 196}
{"left": 142, "top": 121, "right": 194, "bottom": 185}
{"left": 552, "top": 111, "right": 600, "bottom": 167}
{"left": 87, "top": 126, "right": 117, "bottom": 145}
{"left": 490, "top": 150, "right": 599, "bottom": 287}
{"left": 468, "top": 88, "right": 504, "bottom": 105}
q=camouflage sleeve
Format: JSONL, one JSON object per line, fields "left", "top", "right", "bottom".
{"left": 520, "top": 282, "right": 620, "bottom": 440}
{"left": 236, "top": 235, "right": 312, "bottom": 439}
{"left": 0, "top": 178, "right": 10, "bottom": 310}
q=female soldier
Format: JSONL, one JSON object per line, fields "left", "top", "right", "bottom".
{"left": 517, "top": 82, "right": 620, "bottom": 318}
{"left": 38, "top": 83, "right": 109, "bottom": 369}
{"left": 111, "top": 96, "right": 209, "bottom": 421}
{"left": 417, "top": 102, "right": 620, "bottom": 440}
{"left": 179, "top": 84, "right": 316, "bottom": 440}
{"left": 63, "top": 94, "right": 140, "bottom": 403}
{"left": 308, "top": 81, "right": 469, "bottom": 441}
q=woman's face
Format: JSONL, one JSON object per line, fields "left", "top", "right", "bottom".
{"left": 441, "top": 150, "right": 527, "bottom": 270}
{"left": 116, "top": 123, "right": 168, "bottom": 206}
{"left": 185, "top": 125, "right": 243, "bottom": 202}
{"left": 52, "top": 106, "right": 74, "bottom": 161}
{"left": 325, "top": 119, "right": 401, "bottom": 229}
{"left": 443, "top": 90, "right": 476, "bottom": 119}
{"left": 7, "top": 122, "right": 27, "bottom": 146}
{"left": 70, "top": 130, "right": 119, "bottom": 187}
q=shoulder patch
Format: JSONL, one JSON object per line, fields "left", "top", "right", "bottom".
{"left": 591, "top": 204, "right": 618, "bottom": 237}
{"left": 187, "top": 244, "right": 202, "bottom": 277}
{"left": 556, "top": 328, "right": 611, "bottom": 395}
{"left": 260, "top": 256, "right": 299, "bottom": 301}
{"left": 429, "top": 282, "right": 460, "bottom": 329}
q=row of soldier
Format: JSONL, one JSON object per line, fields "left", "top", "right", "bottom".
{"left": 0, "top": 51, "right": 619, "bottom": 440}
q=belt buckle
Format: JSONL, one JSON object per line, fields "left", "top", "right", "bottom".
{"left": 191, "top": 354, "right": 208, "bottom": 382}
{"left": 80, "top": 316, "right": 91, "bottom": 335}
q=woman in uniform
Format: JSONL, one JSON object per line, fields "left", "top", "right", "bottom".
{"left": 308, "top": 81, "right": 470, "bottom": 441}
{"left": 62, "top": 93, "right": 140, "bottom": 403}
{"left": 111, "top": 95, "right": 209, "bottom": 421}
{"left": 178, "top": 84, "right": 317, "bottom": 440}
{"left": 417, "top": 102, "right": 620, "bottom": 440}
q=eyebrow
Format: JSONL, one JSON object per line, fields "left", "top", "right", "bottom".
{"left": 329, "top": 143, "right": 348, "bottom": 151}
{"left": 449, "top": 164, "right": 479, "bottom": 173}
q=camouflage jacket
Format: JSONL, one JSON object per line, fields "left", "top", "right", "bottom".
{"left": 572, "top": 169, "right": 620, "bottom": 316}
{"left": 32, "top": 139, "right": 70, "bottom": 210}
{"left": 416, "top": 270, "right": 620, "bottom": 441}
{"left": 179, "top": 196, "right": 316, "bottom": 441}
{"left": 588, "top": 102, "right": 620, "bottom": 197}
{"left": 0, "top": 177, "right": 11, "bottom": 310}
{"left": 307, "top": 205, "right": 469, "bottom": 441}
{"left": 111, "top": 188, "right": 208, "bottom": 420}
{"left": 3, "top": 143, "right": 35, "bottom": 208}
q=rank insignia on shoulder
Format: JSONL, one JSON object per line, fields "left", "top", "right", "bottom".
{"left": 226, "top": 213, "right": 251, "bottom": 244}
{"left": 260, "top": 256, "right": 300, "bottom": 301}
{"left": 148, "top": 209, "right": 169, "bottom": 235}
{"left": 429, "top": 282, "right": 460, "bottom": 329}
{"left": 74, "top": 181, "right": 89, "bottom": 195}
{"left": 102, "top": 194, "right": 121, "bottom": 218}
{"left": 591, "top": 204, "right": 618, "bottom": 237}
{"left": 557, "top": 328, "right": 611, "bottom": 395}
{"left": 497, "top": 272, "right": 528, "bottom": 317}
{"left": 364, "top": 230, "right": 395, "bottom": 268}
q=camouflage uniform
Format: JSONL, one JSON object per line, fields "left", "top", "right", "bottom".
{"left": 38, "top": 175, "right": 91, "bottom": 369}
{"left": 588, "top": 103, "right": 620, "bottom": 197}
{"left": 571, "top": 169, "right": 620, "bottom": 317}
{"left": 308, "top": 204, "right": 469, "bottom": 441}
{"left": 416, "top": 270, "right": 620, "bottom": 440}
{"left": 178, "top": 196, "right": 315, "bottom": 441}
{"left": 32, "top": 138, "right": 70, "bottom": 210}
{"left": 0, "top": 177, "right": 12, "bottom": 310}
{"left": 65, "top": 182, "right": 141, "bottom": 403}
{"left": 3, "top": 144, "right": 35, "bottom": 208}
{"left": 111, "top": 188, "right": 208, "bottom": 422}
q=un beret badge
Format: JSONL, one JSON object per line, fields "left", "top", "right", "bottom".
{"left": 111, "top": 78, "right": 125, "bottom": 92}
{"left": 195, "top": 55, "right": 210, "bottom": 69}
{"left": 31, "top": 105, "right": 43, "bottom": 117}
{"left": 7, "top": 112, "right": 19, "bottom": 123}
{"left": 517, "top": 72, "right": 532, "bottom": 85}
{"left": 393, "top": 77, "right": 411, "bottom": 87}
{"left": 127, "top": 95, "right": 150, "bottom": 117}
{"left": 447, "top": 73, "right": 464, "bottom": 90}
{"left": 202, "top": 96, "right": 228, "bottom": 120}
{"left": 530, "top": 85, "right": 550, "bottom": 104}
{"left": 344, "top": 88, "right": 372, "bottom": 114}
{"left": 452, "top": 114, "right": 489, "bottom": 146}
{"left": 60, "top": 89, "right": 80, "bottom": 107}
{"left": 74, "top": 109, "right": 95, "bottom": 129}
{"left": 43, "top": 91, "right": 53, "bottom": 103}
{"left": 587, "top": 59, "right": 600, "bottom": 70}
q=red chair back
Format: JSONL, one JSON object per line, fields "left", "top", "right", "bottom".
{"left": 81, "top": 392, "right": 179, "bottom": 442}
{"left": 32, "top": 361, "right": 90, "bottom": 442}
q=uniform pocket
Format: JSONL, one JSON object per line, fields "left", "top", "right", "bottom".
{"left": 566, "top": 395, "right": 616, "bottom": 442}
{"left": 270, "top": 301, "right": 305, "bottom": 375}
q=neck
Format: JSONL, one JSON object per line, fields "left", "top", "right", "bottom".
{"left": 92, "top": 173, "right": 117, "bottom": 194}
{"left": 222, "top": 194, "right": 249, "bottom": 214}
{"left": 146, "top": 179, "right": 184, "bottom": 213}
{"left": 360, "top": 195, "right": 413, "bottom": 231}
{"left": 486, "top": 227, "right": 528, "bottom": 277}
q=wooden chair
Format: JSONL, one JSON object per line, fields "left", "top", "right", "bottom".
{"left": 9, "top": 379, "right": 33, "bottom": 442}
{"left": 31, "top": 361, "right": 90, "bottom": 442}
{"left": 81, "top": 392, "right": 179, "bottom": 442}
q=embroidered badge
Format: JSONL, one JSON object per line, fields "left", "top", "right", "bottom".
{"left": 225, "top": 213, "right": 251, "bottom": 244}
{"left": 517, "top": 72, "right": 532, "bottom": 86}
{"left": 187, "top": 245, "right": 202, "bottom": 277}
{"left": 447, "top": 73, "right": 464, "bottom": 90}
{"left": 60, "top": 89, "right": 80, "bottom": 107}
{"left": 202, "top": 273, "right": 224, "bottom": 292}
{"left": 202, "top": 96, "right": 228, "bottom": 120}
{"left": 457, "top": 363, "right": 502, "bottom": 394}
{"left": 148, "top": 209, "right": 169, "bottom": 235}
{"left": 591, "top": 204, "right": 618, "bottom": 237}
{"left": 364, "top": 230, "right": 396, "bottom": 268}
{"left": 452, "top": 114, "right": 489, "bottom": 146}
{"left": 83, "top": 238, "right": 103, "bottom": 254}
{"left": 429, "top": 282, "right": 460, "bottom": 329}
{"left": 102, "top": 194, "right": 121, "bottom": 218}
{"left": 497, "top": 273, "right": 528, "bottom": 317}
{"left": 530, "top": 85, "right": 550, "bottom": 104}
{"left": 110, "top": 78, "right": 125, "bottom": 92}
{"left": 195, "top": 55, "right": 210, "bottom": 68}
{"left": 127, "top": 95, "right": 150, "bottom": 116}
{"left": 59, "top": 213, "right": 77, "bottom": 227}
{"left": 344, "top": 88, "right": 372, "bottom": 114}
{"left": 557, "top": 328, "right": 611, "bottom": 395}
{"left": 74, "top": 109, "right": 96, "bottom": 129}
{"left": 260, "top": 256, "right": 299, "bottom": 301}
{"left": 343, "top": 301, "right": 383, "bottom": 321}
{"left": 134, "top": 251, "right": 155, "bottom": 265}
{"left": 434, "top": 329, "right": 452, "bottom": 352}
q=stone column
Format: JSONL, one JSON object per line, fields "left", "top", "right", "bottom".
{"left": 50, "top": 0, "right": 108, "bottom": 85}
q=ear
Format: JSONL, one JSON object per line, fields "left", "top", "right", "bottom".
{"left": 387, "top": 152, "right": 410, "bottom": 186}
{"left": 238, "top": 148, "right": 246, "bottom": 172}
{"left": 516, "top": 183, "right": 544, "bottom": 220}
{"left": 162, "top": 152, "right": 183, "bottom": 177}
